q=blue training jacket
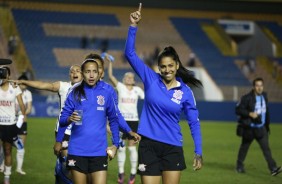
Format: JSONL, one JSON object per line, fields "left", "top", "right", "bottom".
{"left": 59, "top": 82, "right": 119, "bottom": 156}
{"left": 99, "top": 80, "right": 132, "bottom": 133}
{"left": 125, "top": 26, "right": 202, "bottom": 155}
{"left": 56, "top": 80, "right": 131, "bottom": 143}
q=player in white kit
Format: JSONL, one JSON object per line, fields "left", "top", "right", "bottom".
{"left": 15, "top": 74, "right": 33, "bottom": 175}
{"left": 106, "top": 54, "right": 144, "bottom": 184}
{"left": 11, "top": 65, "right": 82, "bottom": 183}
{"left": 0, "top": 67, "right": 26, "bottom": 184}
{"left": 12, "top": 65, "right": 82, "bottom": 138}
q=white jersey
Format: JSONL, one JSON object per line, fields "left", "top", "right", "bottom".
{"left": 0, "top": 83, "right": 22, "bottom": 125}
{"left": 55, "top": 81, "right": 72, "bottom": 132}
{"left": 16, "top": 89, "right": 32, "bottom": 115}
{"left": 58, "top": 81, "right": 72, "bottom": 111}
{"left": 116, "top": 82, "right": 144, "bottom": 121}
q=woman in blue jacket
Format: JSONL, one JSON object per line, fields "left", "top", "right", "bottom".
{"left": 124, "top": 4, "right": 203, "bottom": 184}
{"left": 59, "top": 59, "right": 119, "bottom": 184}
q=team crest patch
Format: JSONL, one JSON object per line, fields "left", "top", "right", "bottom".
{"left": 138, "top": 164, "right": 147, "bottom": 172}
{"left": 171, "top": 90, "right": 183, "bottom": 104}
{"left": 68, "top": 159, "right": 76, "bottom": 166}
{"left": 97, "top": 95, "right": 105, "bottom": 105}
{"left": 173, "top": 90, "right": 183, "bottom": 100}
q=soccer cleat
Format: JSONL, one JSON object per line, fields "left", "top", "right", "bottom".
{"left": 118, "top": 173, "right": 125, "bottom": 184}
{"left": 271, "top": 166, "right": 282, "bottom": 176}
{"left": 236, "top": 167, "right": 245, "bottom": 173}
{"left": 16, "top": 168, "right": 26, "bottom": 175}
{"left": 128, "top": 174, "right": 136, "bottom": 184}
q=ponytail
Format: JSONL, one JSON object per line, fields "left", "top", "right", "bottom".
{"left": 73, "top": 81, "right": 86, "bottom": 103}
{"left": 176, "top": 61, "right": 202, "bottom": 87}
{"left": 158, "top": 46, "right": 202, "bottom": 88}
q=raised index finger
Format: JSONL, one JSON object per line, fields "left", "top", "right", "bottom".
{"left": 138, "top": 3, "right": 142, "bottom": 12}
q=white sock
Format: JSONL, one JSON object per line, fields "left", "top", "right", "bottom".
{"left": 117, "top": 146, "right": 126, "bottom": 174}
{"left": 4, "top": 175, "right": 10, "bottom": 182}
{"left": 128, "top": 146, "right": 138, "bottom": 175}
{"left": 4, "top": 165, "right": 12, "bottom": 176}
{"left": 0, "top": 145, "right": 4, "bottom": 170}
{"left": 16, "top": 148, "right": 25, "bottom": 171}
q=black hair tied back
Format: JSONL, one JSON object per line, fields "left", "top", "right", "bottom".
{"left": 158, "top": 46, "right": 202, "bottom": 88}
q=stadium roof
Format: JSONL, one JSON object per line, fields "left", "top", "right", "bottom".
{"left": 7, "top": 0, "right": 282, "bottom": 14}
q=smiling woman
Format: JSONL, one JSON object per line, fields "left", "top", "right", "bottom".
{"left": 123, "top": 4, "right": 203, "bottom": 184}
{"left": 157, "top": 46, "right": 202, "bottom": 89}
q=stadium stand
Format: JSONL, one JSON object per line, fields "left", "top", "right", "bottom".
{"left": 170, "top": 18, "right": 250, "bottom": 86}
{"left": 12, "top": 9, "right": 123, "bottom": 80}
{"left": 5, "top": 1, "right": 282, "bottom": 101}
{"left": 258, "top": 21, "right": 282, "bottom": 43}
{"left": 0, "top": 28, "right": 6, "bottom": 57}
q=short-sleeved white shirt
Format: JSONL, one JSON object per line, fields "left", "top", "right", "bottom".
{"left": 16, "top": 89, "right": 32, "bottom": 115}
{"left": 116, "top": 82, "right": 144, "bottom": 121}
{"left": 0, "top": 83, "right": 22, "bottom": 125}
{"left": 58, "top": 81, "right": 72, "bottom": 111}
{"left": 55, "top": 81, "right": 72, "bottom": 132}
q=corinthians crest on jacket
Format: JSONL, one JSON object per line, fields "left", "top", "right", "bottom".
{"left": 171, "top": 90, "right": 183, "bottom": 104}
{"left": 97, "top": 95, "right": 105, "bottom": 110}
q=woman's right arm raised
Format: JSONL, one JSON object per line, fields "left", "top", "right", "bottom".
{"left": 130, "top": 3, "right": 142, "bottom": 27}
{"left": 125, "top": 3, "right": 156, "bottom": 84}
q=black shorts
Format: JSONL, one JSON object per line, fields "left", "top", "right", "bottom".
{"left": 18, "top": 122, "right": 27, "bottom": 135}
{"left": 138, "top": 136, "right": 186, "bottom": 176}
{"left": 61, "top": 134, "right": 70, "bottom": 150}
{"left": 121, "top": 121, "right": 138, "bottom": 140}
{"left": 67, "top": 155, "right": 108, "bottom": 174}
{"left": 0, "top": 124, "right": 18, "bottom": 144}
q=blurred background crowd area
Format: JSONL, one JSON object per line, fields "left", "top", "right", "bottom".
{"left": 0, "top": 0, "right": 282, "bottom": 102}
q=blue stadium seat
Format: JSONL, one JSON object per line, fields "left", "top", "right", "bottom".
{"left": 12, "top": 9, "right": 125, "bottom": 80}
{"left": 170, "top": 17, "right": 250, "bottom": 86}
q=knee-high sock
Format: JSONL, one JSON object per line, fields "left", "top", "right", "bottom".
{"left": 16, "top": 148, "right": 25, "bottom": 170}
{"left": 0, "top": 145, "right": 4, "bottom": 171}
{"left": 128, "top": 146, "right": 138, "bottom": 175}
{"left": 4, "top": 165, "right": 11, "bottom": 177}
{"left": 0, "top": 145, "right": 4, "bottom": 166}
{"left": 117, "top": 146, "right": 126, "bottom": 174}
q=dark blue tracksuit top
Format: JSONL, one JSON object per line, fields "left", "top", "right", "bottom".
{"left": 125, "top": 26, "right": 202, "bottom": 155}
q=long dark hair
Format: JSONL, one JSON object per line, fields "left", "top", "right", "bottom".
{"left": 157, "top": 46, "right": 202, "bottom": 88}
{"left": 73, "top": 59, "right": 98, "bottom": 102}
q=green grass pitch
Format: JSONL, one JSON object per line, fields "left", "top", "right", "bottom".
{"left": 1, "top": 118, "right": 281, "bottom": 184}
